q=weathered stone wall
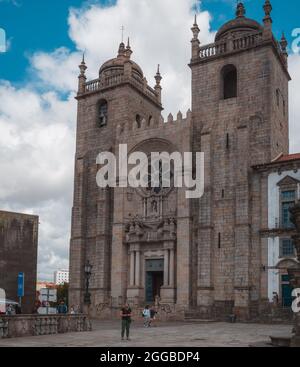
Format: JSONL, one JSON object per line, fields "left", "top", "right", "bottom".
{"left": 0, "top": 314, "right": 91, "bottom": 339}
{"left": 69, "top": 67, "right": 163, "bottom": 311}
{"left": 190, "top": 33, "right": 289, "bottom": 318}
{"left": 0, "top": 211, "right": 38, "bottom": 314}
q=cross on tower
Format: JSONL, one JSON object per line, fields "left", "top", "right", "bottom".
{"left": 121, "top": 25, "right": 125, "bottom": 43}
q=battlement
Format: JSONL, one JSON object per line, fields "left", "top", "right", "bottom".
{"left": 116, "top": 109, "right": 192, "bottom": 139}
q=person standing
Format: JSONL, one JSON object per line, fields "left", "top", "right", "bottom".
{"left": 57, "top": 300, "right": 68, "bottom": 314}
{"left": 142, "top": 305, "right": 151, "bottom": 327}
{"left": 15, "top": 303, "right": 22, "bottom": 314}
{"left": 120, "top": 303, "right": 132, "bottom": 341}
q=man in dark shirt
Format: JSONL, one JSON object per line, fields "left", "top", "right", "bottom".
{"left": 120, "top": 303, "right": 132, "bottom": 341}
{"left": 57, "top": 300, "right": 68, "bottom": 314}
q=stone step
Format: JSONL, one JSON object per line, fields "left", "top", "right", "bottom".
{"left": 270, "top": 335, "right": 291, "bottom": 347}
{"left": 249, "top": 342, "right": 274, "bottom": 348}
{"left": 184, "top": 318, "right": 217, "bottom": 323}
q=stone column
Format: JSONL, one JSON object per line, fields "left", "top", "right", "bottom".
{"left": 130, "top": 250, "right": 135, "bottom": 286}
{"left": 111, "top": 183, "right": 126, "bottom": 306}
{"left": 135, "top": 249, "right": 140, "bottom": 286}
{"left": 161, "top": 241, "right": 176, "bottom": 304}
{"left": 164, "top": 249, "right": 169, "bottom": 286}
{"left": 169, "top": 249, "right": 175, "bottom": 287}
{"left": 127, "top": 244, "right": 142, "bottom": 303}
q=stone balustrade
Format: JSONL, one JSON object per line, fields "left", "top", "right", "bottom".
{"left": 0, "top": 314, "right": 91, "bottom": 339}
{"left": 199, "top": 40, "right": 227, "bottom": 59}
{"left": 198, "top": 31, "right": 263, "bottom": 61}
{"left": 83, "top": 73, "right": 159, "bottom": 104}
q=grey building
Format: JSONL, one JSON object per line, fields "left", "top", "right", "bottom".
{"left": 0, "top": 210, "right": 39, "bottom": 314}
{"left": 69, "top": 1, "right": 294, "bottom": 320}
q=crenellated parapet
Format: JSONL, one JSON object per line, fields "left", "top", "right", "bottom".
{"left": 116, "top": 109, "right": 192, "bottom": 140}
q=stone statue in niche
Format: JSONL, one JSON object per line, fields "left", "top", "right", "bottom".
{"left": 151, "top": 200, "right": 158, "bottom": 213}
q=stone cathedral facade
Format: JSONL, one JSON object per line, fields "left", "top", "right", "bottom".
{"left": 69, "top": 2, "right": 295, "bottom": 320}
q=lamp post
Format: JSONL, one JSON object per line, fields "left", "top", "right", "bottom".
{"left": 84, "top": 260, "right": 92, "bottom": 306}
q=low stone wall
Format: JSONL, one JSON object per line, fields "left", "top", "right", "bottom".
{"left": 0, "top": 314, "right": 92, "bottom": 339}
{"left": 291, "top": 313, "right": 300, "bottom": 347}
{"left": 90, "top": 301, "right": 184, "bottom": 321}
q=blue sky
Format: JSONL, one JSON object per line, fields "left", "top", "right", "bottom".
{"left": 0, "top": 0, "right": 299, "bottom": 84}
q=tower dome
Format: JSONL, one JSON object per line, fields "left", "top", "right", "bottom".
{"left": 215, "top": 2, "right": 263, "bottom": 42}
{"left": 99, "top": 40, "right": 144, "bottom": 80}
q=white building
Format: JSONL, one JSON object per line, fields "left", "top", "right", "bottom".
{"left": 255, "top": 153, "right": 300, "bottom": 308}
{"left": 54, "top": 270, "right": 69, "bottom": 285}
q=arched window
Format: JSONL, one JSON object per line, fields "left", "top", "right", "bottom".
{"left": 98, "top": 100, "right": 108, "bottom": 127}
{"left": 222, "top": 65, "right": 237, "bottom": 99}
{"left": 136, "top": 114, "right": 141, "bottom": 128}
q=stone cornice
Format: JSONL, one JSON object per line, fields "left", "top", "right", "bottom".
{"left": 252, "top": 159, "right": 300, "bottom": 173}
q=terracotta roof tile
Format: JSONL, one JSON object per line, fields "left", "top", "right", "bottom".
{"left": 275, "top": 153, "right": 300, "bottom": 162}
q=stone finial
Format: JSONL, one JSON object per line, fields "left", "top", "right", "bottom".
{"left": 280, "top": 32, "right": 288, "bottom": 52}
{"left": 263, "top": 0, "right": 272, "bottom": 28}
{"left": 264, "top": 0, "right": 272, "bottom": 16}
{"left": 191, "top": 14, "right": 200, "bottom": 40}
{"left": 118, "top": 42, "right": 126, "bottom": 57}
{"left": 154, "top": 64, "right": 162, "bottom": 103}
{"left": 186, "top": 108, "right": 192, "bottom": 121}
{"left": 280, "top": 32, "right": 288, "bottom": 67}
{"left": 236, "top": 2, "right": 246, "bottom": 18}
{"left": 191, "top": 14, "right": 200, "bottom": 61}
{"left": 125, "top": 37, "right": 133, "bottom": 58}
{"left": 79, "top": 53, "right": 87, "bottom": 76}
{"left": 168, "top": 113, "right": 173, "bottom": 123}
{"left": 78, "top": 53, "right": 87, "bottom": 94}
{"left": 155, "top": 64, "right": 162, "bottom": 86}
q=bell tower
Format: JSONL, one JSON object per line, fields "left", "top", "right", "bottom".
{"left": 190, "top": 1, "right": 291, "bottom": 318}
{"left": 69, "top": 41, "right": 163, "bottom": 315}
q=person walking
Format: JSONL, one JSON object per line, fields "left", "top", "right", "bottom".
{"left": 150, "top": 305, "right": 157, "bottom": 327}
{"left": 142, "top": 305, "right": 151, "bottom": 327}
{"left": 120, "top": 303, "right": 132, "bottom": 341}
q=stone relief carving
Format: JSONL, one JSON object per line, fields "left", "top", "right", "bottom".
{"left": 125, "top": 216, "right": 177, "bottom": 244}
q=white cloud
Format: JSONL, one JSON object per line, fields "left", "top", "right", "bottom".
{"left": 1, "top": 0, "right": 300, "bottom": 281}
{"left": 0, "top": 0, "right": 214, "bottom": 280}
{"left": 0, "top": 83, "right": 76, "bottom": 280}
{"left": 33, "top": 0, "right": 214, "bottom": 116}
